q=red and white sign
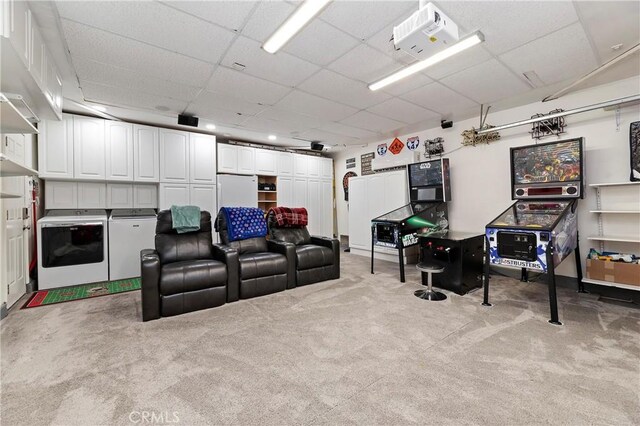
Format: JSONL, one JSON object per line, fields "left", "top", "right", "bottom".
{"left": 389, "top": 138, "right": 404, "bottom": 155}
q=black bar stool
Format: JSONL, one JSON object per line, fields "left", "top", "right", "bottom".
{"left": 415, "top": 262, "right": 447, "bottom": 301}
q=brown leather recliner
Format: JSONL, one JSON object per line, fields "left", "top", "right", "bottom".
{"left": 214, "top": 209, "right": 295, "bottom": 300}
{"left": 267, "top": 209, "right": 340, "bottom": 287}
{"left": 140, "top": 210, "right": 238, "bottom": 321}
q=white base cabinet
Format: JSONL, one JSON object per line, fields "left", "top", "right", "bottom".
{"left": 77, "top": 182, "right": 106, "bottom": 208}
{"left": 133, "top": 184, "right": 158, "bottom": 208}
{"left": 44, "top": 181, "right": 77, "bottom": 209}
{"left": 106, "top": 183, "right": 134, "bottom": 208}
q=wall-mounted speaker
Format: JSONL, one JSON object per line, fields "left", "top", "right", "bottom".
{"left": 441, "top": 119, "right": 453, "bottom": 129}
{"left": 310, "top": 142, "right": 324, "bottom": 151}
{"left": 178, "top": 114, "right": 199, "bottom": 127}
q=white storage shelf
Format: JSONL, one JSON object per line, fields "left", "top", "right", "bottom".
{"left": 589, "top": 182, "right": 640, "bottom": 187}
{"left": 0, "top": 191, "right": 21, "bottom": 198}
{"left": 590, "top": 210, "right": 640, "bottom": 214}
{"left": 0, "top": 153, "right": 37, "bottom": 176}
{"left": 582, "top": 278, "right": 640, "bottom": 292}
{"left": 587, "top": 235, "right": 640, "bottom": 243}
{"left": 0, "top": 96, "right": 38, "bottom": 134}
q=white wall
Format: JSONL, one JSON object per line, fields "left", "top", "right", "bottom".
{"left": 330, "top": 76, "right": 640, "bottom": 278}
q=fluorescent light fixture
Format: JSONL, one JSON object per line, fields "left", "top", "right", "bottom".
{"left": 262, "top": 0, "right": 331, "bottom": 54}
{"left": 206, "top": 124, "right": 216, "bottom": 130}
{"left": 369, "top": 32, "right": 485, "bottom": 91}
{"left": 268, "top": 135, "right": 277, "bottom": 141}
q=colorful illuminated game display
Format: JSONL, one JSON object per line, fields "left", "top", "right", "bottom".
{"left": 371, "top": 159, "right": 451, "bottom": 282}
{"left": 484, "top": 138, "right": 585, "bottom": 325}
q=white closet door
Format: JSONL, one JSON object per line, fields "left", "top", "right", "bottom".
{"left": 133, "top": 124, "right": 159, "bottom": 182}
{"left": 159, "top": 183, "right": 189, "bottom": 210}
{"left": 293, "top": 177, "right": 307, "bottom": 208}
{"left": 189, "top": 133, "right": 216, "bottom": 184}
{"left": 307, "top": 156, "right": 320, "bottom": 178}
{"left": 105, "top": 121, "right": 134, "bottom": 181}
{"left": 293, "top": 154, "right": 308, "bottom": 177}
{"left": 159, "top": 129, "right": 189, "bottom": 183}
{"left": 189, "top": 184, "right": 217, "bottom": 217}
{"left": 321, "top": 179, "right": 333, "bottom": 237}
{"left": 277, "top": 176, "right": 293, "bottom": 206}
{"left": 347, "top": 177, "right": 367, "bottom": 249}
{"left": 133, "top": 184, "right": 158, "bottom": 208}
{"left": 306, "top": 179, "right": 320, "bottom": 236}
{"left": 321, "top": 157, "right": 333, "bottom": 179}
{"left": 106, "top": 184, "right": 134, "bottom": 208}
{"left": 77, "top": 182, "right": 107, "bottom": 208}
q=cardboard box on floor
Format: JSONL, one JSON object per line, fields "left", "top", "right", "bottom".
{"left": 586, "top": 259, "right": 640, "bottom": 286}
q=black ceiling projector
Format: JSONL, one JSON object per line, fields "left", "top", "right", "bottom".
{"left": 310, "top": 142, "right": 324, "bottom": 151}
{"left": 178, "top": 114, "right": 199, "bottom": 127}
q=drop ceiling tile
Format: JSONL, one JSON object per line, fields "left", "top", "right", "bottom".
{"left": 283, "top": 19, "right": 360, "bottom": 66}
{"left": 221, "top": 36, "right": 319, "bottom": 86}
{"left": 399, "top": 82, "right": 478, "bottom": 117}
{"left": 206, "top": 66, "right": 291, "bottom": 105}
{"left": 189, "top": 90, "right": 269, "bottom": 116}
{"left": 367, "top": 98, "right": 439, "bottom": 124}
{"left": 238, "top": 116, "right": 306, "bottom": 135}
{"left": 241, "top": 1, "right": 296, "bottom": 42}
{"left": 500, "top": 23, "right": 599, "bottom": 85}
{"left": 380, "top": 72, "right": 433, "bottom": 97}
{"left": 320, "top": 1, "right": 415, "bottom": 40}
{"left": 299, "top": 129, "right": 358, "bottom": 146}
{"left": 56, "top": 1, "right": 235, "bottom": 64}
{"left": 61, "top": 20, "right": 214, "bottom": 86}
{"left": 183, "top": 104, "right": 248, "bottom": 127}
{"left": 437, "top": 1, "right": 579, "bottom": 55}
{"left": 275, "top": 91, "right": 358, "bottom": 122}
{"left": 81, "top": 82, "right": 188, "bottom": 114}
{"left": 318, "top": 122, "right": 379, "bottom": 139}
{"left": 423, "top": 46, "right": 493, "bottom": 80}
{"left": 574, "top": 1, "right": 640, "bottom": 62}
{"left": 328, "top": 44, "right": 402, "bottom": 83}
{"left": 73, "top": 57, "right": 201, "bottom": 102}
{"left": 256, "top": 107, "right": 328, "bottom": 130}
{"left": 439, "top": 59, "right": 530, "bottom": 104}
{"left": 159, "top": 1, "right": 257, "bottom": 32}
{"left": 339, "top": 111, "right": 405, "bottom": 133}
{"left": 297, "top": 69, "right": 392, "bottom": 109}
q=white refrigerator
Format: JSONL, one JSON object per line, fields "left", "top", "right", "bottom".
{"left": 217, "top": 174, "right": 258, "bottom": 208}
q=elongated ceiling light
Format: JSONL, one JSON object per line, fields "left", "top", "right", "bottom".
{"left": 369, "top": 31, "right": 485, "bottom": 91}
{"left": 263, "top": 0, "right": 332, "bottom": 54}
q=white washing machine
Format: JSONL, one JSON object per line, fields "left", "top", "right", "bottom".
{"left": 108, "top": 209, "right": 157, "bottom": 281}
{"left": 37, "top": 210, "right": 109, "bottom": 289}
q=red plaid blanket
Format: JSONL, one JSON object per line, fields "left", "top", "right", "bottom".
{"left": 269, "top": 207, "right": 308, "bottom": 227}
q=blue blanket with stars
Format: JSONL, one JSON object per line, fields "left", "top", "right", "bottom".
{"left": 220, "top": 207, "right": 267, "bottom": 242}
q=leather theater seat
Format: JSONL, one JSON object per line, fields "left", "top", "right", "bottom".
{"left": 215, "top": 207, "right": 294, "bottom": 300}
{"left": 267, "top": 208, "right": 340, "bottom": 287}
{"left": 140, "top": 210, "right": 238, "bottom": 321}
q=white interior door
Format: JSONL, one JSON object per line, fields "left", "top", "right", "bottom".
{"left": 2, "top": 179, "right": 27, "bottom": 308}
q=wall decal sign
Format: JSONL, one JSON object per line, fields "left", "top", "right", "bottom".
{"left": 361, "top": 152, "right": 375, "bottom": 175}
{"left": 377, "top": 143, "right": 388, "bottom": 156}
{"left": 346, "top": 157, "right": 356, "bottom": 169}
{"left": 389, "top": 138, "right": 404, "bottom": 155}
{"left": 406, "top": 136, "right": 420, "bottom": 151}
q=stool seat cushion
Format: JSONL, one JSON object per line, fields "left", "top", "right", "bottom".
{"left": 416, "top": 262, "right": 445, "bottom": 273}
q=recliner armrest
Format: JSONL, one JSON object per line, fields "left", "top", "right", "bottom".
{"left": 141, "top": 249, "right": 161, "bottom": 321}
{"left": 213, "top": 244, "right": 240, "bottom": 302}
{"left": 310, "top": 236, "right": 340, "bottom": 279}
{"left": 268, "top": 240, "right": 296, "bottom": 289}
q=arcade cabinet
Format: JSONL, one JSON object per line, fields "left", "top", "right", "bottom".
{"left": 484, "top": 138, "right": 585, "bottom": 325}
{"left": 371, "top": 159, "right": 451, "bottom": 282}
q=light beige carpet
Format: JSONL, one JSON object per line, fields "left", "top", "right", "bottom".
{"left": 1, "top": 253, "right": 639, "bottom": 425}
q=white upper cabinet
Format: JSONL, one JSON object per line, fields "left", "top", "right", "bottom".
{"left": 307, "top": 156, "right": 320, "bottom": 178}
{"left": 106, "top": 183, "right": 133, "bottom": 208}
{"left": 293, "top": 154, "right": 308, "bottom": 178}
{"left": 276, "top": 152, "right": 293, "bottom": 176}
{"left": 189, "top": 133, "right": 216, "bottom": 184}
{"left": 321, "top": 157, "right": 333, "bottom": 179}
{"left": 38, "top": 115, "right": 74, "bottom": 179}
{"left": 105, "top": 121, "right": 133, "bottom": 181}
{"left": 255, "top": 149, "right": 277, "bottom": 175}
{"left": 44, "top": 49, "right": 63, "bottom": 114}
{"left": 30, "top": 19, "right": 45, "bottom": 88}
{"left": 159, "top": 129, "right": 189, "bottom": 183}
{"left": 217, "top": 144, "right": 238, "bottom": 174}
{"left": 133, "top": 124, "right": 159, "bottom": 182}
{"left": 77, "top": 182, "right": 106, "bottom": 208}
{"left": 8, "top": 1, "right": 30, "bottom": 69}
{"left": 73, "top": 116, "right": 106, "bottom": 180}
{"left": 133, "top": 184, "right": 158, "bottom": 208}
{"left": 44, "top": 181, "right": 77, "bottom": 209}
{"left": 237, "top": 146, "right": 255, "bottom": 175}
{"left": 277, "top": 176, "right": 293, "bottom": 207}
{"left": 159, "top": 183, "right": 189, "bottom": 210}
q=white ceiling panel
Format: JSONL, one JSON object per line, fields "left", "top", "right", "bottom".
{"left": 299, "top": 129, "right": 358, "bottom": 146}
{"left": 340, "top": 111, "right": 405, "bottom": 133}
{"left": 367, "top": 98, "right": 439, "bottom": 124}
{"left": 423, "top": 46, "right": 493, "bottom": 80}
{"left": 400, "top": 82, "right": 478, "bottom": 117}
{"left": 329, "top": 44, "right": 402, "bottom": 83}
{"left": 221, "top": 36, "right": 319, "bottom": 87}
{"left": 61, "top": 20, "right": 215, "bottom": 86}
{"left": 573, "top": 1, "right": 640, "bottom": 62}
{"left": 81, "top": 82, "right": 189, "bottom": 114}
{"left": 241, "top": 1, "right": 296, "bottom": 42}
{"left": 183, "top": 103, "right": 249, "bottom": 127}
{"left": 238, "top": 116, "right": 307, "bottom": 135}
{"left": 56, "top": 1, "right": 236, "bottom": 64}
{"left": 73, "top": 57, "right": 201, "bottom": 102}
{"left": 320, "top": 1, "right": 415, "bottom": 40}
{"left": 275, "top": 90, "right": 358, "bottom": 122}
{"left": 437, "top": 1, "right": 579, "bottom": 55}
{"left": 297, "top": 69, "right": 392, "bottom": 109}
{"left": 189, "top": 90, "right": 269, "bottom": 116}
{"left": 439, "top": 59, "right": 530, "bottom": 104}
{"left": 159, "top": 1, "right": 257, "bottom": 32}
{"left": 318, "top": 122, "right": 379, "bottom": 140}
{"left": 283, "top": 19, "right": 360, "bottom": 66}
{"left": 380, "top": 72, "right": 433, "bottom": 97}
{"left": 499, "top": 23, "right": 598, "bottom": 86}
{"left": 206, "top": 66, "right": 291, "bottom": 105}
{"left": 257, "top": 107, "right": 329, "bottom": 130}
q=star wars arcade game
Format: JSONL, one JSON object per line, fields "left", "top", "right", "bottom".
{"left": 484, "top": 138, "right": 585, "bottom": 325}
{"left": 371, "top": 159, "right": 451, "bottom": 282}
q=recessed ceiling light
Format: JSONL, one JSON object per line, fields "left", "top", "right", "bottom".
{"left": 262, "top": 0, "right": 331, "bottom": 54}
{"left": 206, "top": 124, "right": 216, "bottom": 130}
{"left": 92, "top": 105, "right": 107, "bottom": 112}
{"left": 369, "top": 31, "right": 485, "bottom": 91}
{"left": 268, "top": 135, "right": 277, "bottom": 141}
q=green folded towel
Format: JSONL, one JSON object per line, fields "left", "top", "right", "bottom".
{"left": 170, "top": 205, "right": 201, "bottom": 234}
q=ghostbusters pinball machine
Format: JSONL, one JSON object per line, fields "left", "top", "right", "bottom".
{"left": 484, "top": 138, "right": 585, "bottom": 325}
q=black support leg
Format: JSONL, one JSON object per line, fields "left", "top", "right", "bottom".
{"left": 575, "top": 232, "right": 586, "bottom": 293}
{"left": 546, "top": 244, "right": 562, "bottom": 326}
{"left": 370, "top": 226, "right": 375, "bottom": 275}
{"left": 398, "top": 242, "right": 405, "bottom": 283}
{"left": 482, "top": 235, "right": 492, "bottom": 307}
{"left": 520, "top": 268, "right": 529, "bottom": 282}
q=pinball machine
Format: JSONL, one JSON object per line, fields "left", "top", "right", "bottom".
{"left": 371, "top": 159, "right": 451, "bottom": 282}
{"left": 484, "top": 138, "right": 585, "bottom": 325}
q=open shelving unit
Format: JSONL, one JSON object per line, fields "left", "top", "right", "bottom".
{"left": 586, "top": 181, "right": 640, "bottom": 292}
{"left": 0, "top": 153, "right": 37, "bottom": 177}
{"left": 0, "top": 94, "right": 38, "bottom": 134}
{"left": 257, "top": 175, "right": 277, "bottom": 212}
